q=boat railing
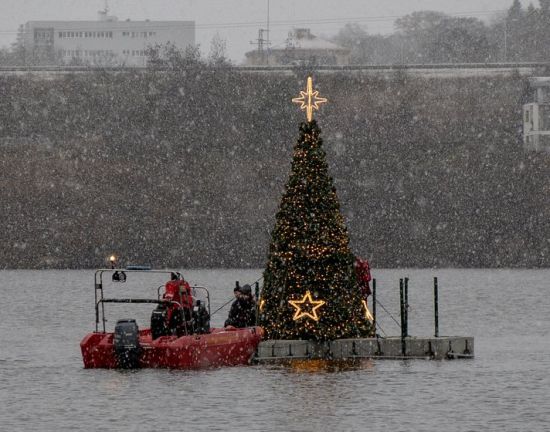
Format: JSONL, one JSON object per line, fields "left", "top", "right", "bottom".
{"left": 92, "top": 269, "right": 212, "bottom": 334}
{"left": 191, "top": 286, "right": 211, "bottom": 318}
{"left": 94, "top": 268, "right": 177, "bottom": 332}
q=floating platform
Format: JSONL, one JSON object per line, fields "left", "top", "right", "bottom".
{"left": 255, "top": 336, "right": 473, "bottom": 362}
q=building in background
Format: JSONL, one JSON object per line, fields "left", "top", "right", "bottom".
{"left": 245, "top": 28, "right": 350, "bottom": 66}
{"left": 20, "top": 9, "right": 194, "bottom": 66}
{"left": 523, "top": 77, "right": 550, "bottom": 153}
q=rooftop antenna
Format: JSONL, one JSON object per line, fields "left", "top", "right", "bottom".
{"left": 98, "top": 0, "right": 109, "bottom": 20}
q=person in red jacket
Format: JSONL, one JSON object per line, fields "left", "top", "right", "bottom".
{"left": 164, "top": 275, "right": 194, "bottom": 309}
{"left": 163, "top": 273, "right": 194, "bottom": 334}
{"left": 354, "top": 257, "right": 372, "bottom": 299}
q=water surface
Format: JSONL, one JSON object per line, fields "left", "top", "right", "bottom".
{"left": 1, "top": 269, "right": 549, "bottom": 431}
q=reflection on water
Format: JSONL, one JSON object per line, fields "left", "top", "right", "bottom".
{"left": 1, "top": 269, "right": 550, "bottom": 432}
{"left": 268, "top": 358, "right": 376, "bottom": 373}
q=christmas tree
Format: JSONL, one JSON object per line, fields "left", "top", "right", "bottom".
{"left": 259, "top": 77, "right": 373, "bottom": 341}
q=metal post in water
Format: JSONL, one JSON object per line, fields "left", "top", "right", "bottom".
{"left": 434, "top": 277, "right": 439, "bottom": 337}
{"left": 255, "top": 281, "right": 260, "bottom": 326}
{"left": 400, "top": 278, "right": 406, "bottom": 356}
{"left": 372, "top": 278, "right": 377, "bottom": 336}
{"left": 404, "top": 277, "right": 409, "bottom": 337}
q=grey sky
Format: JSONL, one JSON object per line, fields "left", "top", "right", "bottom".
{"left": 1, "top": 0, "right": 529, "bottom": 63}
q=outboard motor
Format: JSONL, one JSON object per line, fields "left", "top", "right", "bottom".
{"left": 113, "top": 319, "right": 140, "bottom": 369}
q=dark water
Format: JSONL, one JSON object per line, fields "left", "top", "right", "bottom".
{"left": 1, "top": 269, "right": 549, "bottom": 432}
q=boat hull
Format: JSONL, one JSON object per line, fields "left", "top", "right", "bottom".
{"left": 81, "top": 326, "right": 263, "bottom": 369}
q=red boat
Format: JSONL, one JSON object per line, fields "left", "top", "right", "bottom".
{"left": 80, "top": 268, "right": 263, "bottom": 369}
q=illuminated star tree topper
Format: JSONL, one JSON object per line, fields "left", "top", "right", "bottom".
{"left": 292, "top": 76, "right": 328, "bottom": 122}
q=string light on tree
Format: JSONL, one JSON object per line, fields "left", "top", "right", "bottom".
{"left": 361, "top": 300, "right": 374, "bottom": 322}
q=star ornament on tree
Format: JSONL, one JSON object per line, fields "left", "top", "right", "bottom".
{"left": 361, "top": 300, "right": 374, "bottom": 322}
{"left": 289, "top": 290, "right": 326, "bottom": 321}
{"left": 292, "top": 76, "right": 328, "bottom": 122}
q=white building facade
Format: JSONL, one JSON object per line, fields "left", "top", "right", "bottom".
{"left": 523, "top": 77, "right": 550, "bottom": 153}
{"left": 23, "top": 12, "right": 195, "bottom": 66}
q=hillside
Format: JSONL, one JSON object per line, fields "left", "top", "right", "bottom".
{"left": 0, "top": 69, "right": 548, "bottom": 268}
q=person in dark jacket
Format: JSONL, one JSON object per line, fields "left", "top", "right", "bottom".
{"left": 224, "top": 284, "right": 256, "bottom": 328}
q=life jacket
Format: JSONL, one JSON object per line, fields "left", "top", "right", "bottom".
{"left": 162, "top": 279, "right": 194, "bottom": 334}
{"left": 163, "top": 279, "right": 194, "bottom": 309}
